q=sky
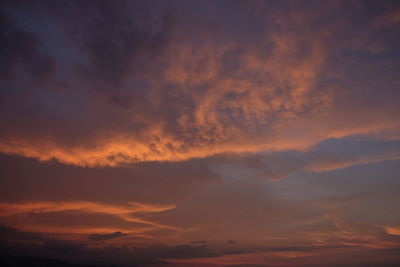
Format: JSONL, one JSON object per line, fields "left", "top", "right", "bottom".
{"left": 0, "top": 0, "right": 400, "bottom": 266}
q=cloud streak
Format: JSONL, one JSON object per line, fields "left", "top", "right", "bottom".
{"left": 0, "top": 201, "right": 177, "bottom": 234}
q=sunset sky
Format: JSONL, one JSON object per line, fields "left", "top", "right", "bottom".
{"left": 1, "top": 0, "right": 400, "bottom": 266}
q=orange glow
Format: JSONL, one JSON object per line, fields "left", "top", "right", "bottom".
{"left": 0, "top": 201, "right": 177, "bottom": 234}
{"left": 1, "top": 1, "right": 399, "bottom": 266}
{"left": 384, "top": 226, "right": 400, "bottom": 236}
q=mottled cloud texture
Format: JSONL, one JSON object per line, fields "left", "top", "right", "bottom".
{"left": 1, "top": 0, "right": 399, "bottom": 166}
{"left": 1, "top": 0, "right": 400, "bottom": 266}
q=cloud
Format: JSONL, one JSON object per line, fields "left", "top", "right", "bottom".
{"left": 0, "top": 201, "right": 177, "bottom": 234}
{"left": 0, "top": 155, "right": 399, "bottom": 266}
{"left": 210, "top": 137, "right": 400, "bottom": 181}
{"left": 191, "top": 240, "right": 208, "bottom": 245}
{"left": 0, "top": 1, "right": 398, "bottom": 166}
{"left": 3, "top": 225, "right": 395, "bottom": 267}
{"left": 0, "top": 225, "right": 43, "bottom": 244}
{"left": 0, "top": 226, "right": 218, "bottom": 266}
{"left": 384, "top": 227, "right": 400, "bottom": 236}
{"left": 0, "top": 7, "right": 56, "bottom": 83}
{"left": 88, "top": 231, "right": 127, "bottom": 241}
{"left": 42, "top": 238, "right": 87, "bottom": 254}
{"left": 0, "top": 2, "right": 399, "bottom": 267}
{"left": 0, "top": 151, "right": 399, "bottom": 252}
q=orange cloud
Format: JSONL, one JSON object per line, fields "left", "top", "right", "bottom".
{"left": 305, "top": 151, "right": 400, "bottom": 173}
{"left": 0, "top": 0, "right": 398, "bottom": 167}
{"left": 0, "top": 201, "right": 177, "bottom": 234}
{"left": 384, "top": 226, "right": 400, "bottom": 236}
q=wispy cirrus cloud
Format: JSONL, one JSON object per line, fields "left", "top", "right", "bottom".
{"left": 0, "top": 201, "right": 177, "bottom": 234}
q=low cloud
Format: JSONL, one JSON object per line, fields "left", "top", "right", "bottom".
{"left": 0, "top": 201, "right": 177, "bottom": 234}
{"left": 88, "top": 231, "right": 127, "bottom": 241}
{"left": 191, "top": 240, "right": 208, "bottom": 245}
